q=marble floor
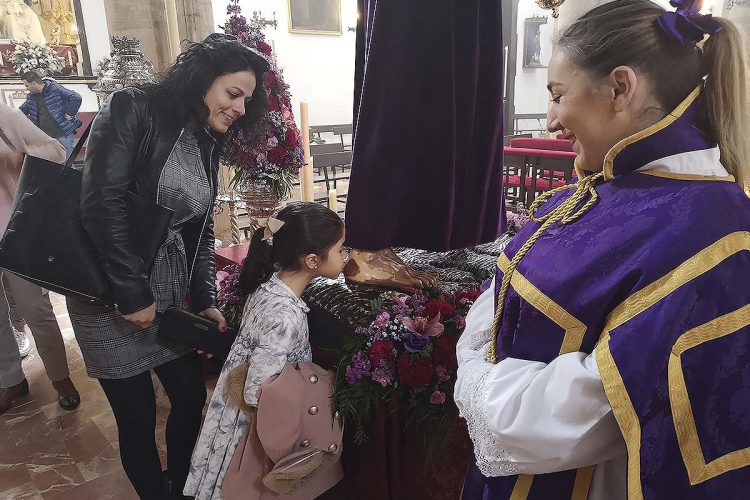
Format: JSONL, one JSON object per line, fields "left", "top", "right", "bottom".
{"left": 0, "top": 292, "right": 218, "bottom": 499}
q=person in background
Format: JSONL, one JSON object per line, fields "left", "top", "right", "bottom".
{"left": 19, "top": 69, "right": 82, "bottom": 160}
{"left": 0, "top": 101, "right": 80, "bottom": 415}
{"left": 4, "top": 277, "right": 31, "bottom": 358}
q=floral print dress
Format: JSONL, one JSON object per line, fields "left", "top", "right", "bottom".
{"left": 184, "top": 275, "right": 312, "bottom": 500}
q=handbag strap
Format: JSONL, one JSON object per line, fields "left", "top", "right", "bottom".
{"left": 65, "top": 120, "right": 92, "bottom": 169}
{"left": 64, "top": 107, "right": 154, "bottom": 171}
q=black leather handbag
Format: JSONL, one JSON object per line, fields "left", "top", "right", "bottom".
{"left": 0, "top": 120, "right": 174, "bottom": 304}
{"left": 157, "top": 307, "right": 237, "bottom": 358}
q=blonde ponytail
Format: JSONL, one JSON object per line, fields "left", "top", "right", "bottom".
{"left": 703, "top": 18, "right": 750, "bottom": 188}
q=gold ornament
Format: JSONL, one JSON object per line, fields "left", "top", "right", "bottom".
{"left": 535, "top": 0, "right": 566, "bottom": 18}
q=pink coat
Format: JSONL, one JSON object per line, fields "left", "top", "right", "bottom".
{"left": 221, "top": 362, "right": 344, "bottom": 500}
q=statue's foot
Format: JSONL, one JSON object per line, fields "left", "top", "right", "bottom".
{"left": 343, "top": 249, "right": 438, "bottom": 291}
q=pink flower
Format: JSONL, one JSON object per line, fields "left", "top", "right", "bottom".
{"left": 455, "top": 316, "right": 466, "bottom": 330}
{"left": 373, "top": 311, "right": 390, "bottom": 328}
{"left": 267, "top": 136, "right": 279, "bottom": 148}
{"left": 401, "top": 314, "right": 444, "bottom": 337}
{"left": 393, "top": 294, "right": 408, "bottom": 307}
{"left": 429, "top": 391, "right": 446, "bottom": 405}
{"left": 435, "top": 365, "right": 450, "bottom": 382}
{"left": 282, "top": 107, "right": 292, "bottom": 122}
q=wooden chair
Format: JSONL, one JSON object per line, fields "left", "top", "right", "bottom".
{"left": 509, "top": 137, "right": 573, "bottom": 152}
{"left": 503, "top": 133, "right": 532, "bottom": 147}
{"left": 331, "top": 124, "right": 353, "bottom": 150}
{"left": 311, "top": 151, "right": 352, "bottom": 211}
{"left": 502, "top": 149, "right": 530, "bottom": 209}
{"left": 310, "top": 143, "right": 345, "bottom": 175}
{"left": 527, "top": 151, "right": 576, "bottom": 205}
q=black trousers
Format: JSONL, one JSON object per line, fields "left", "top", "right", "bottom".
{"left": 99, "top": 353, "right": 206, "bottom": 499}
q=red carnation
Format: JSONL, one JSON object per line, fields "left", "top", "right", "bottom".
{"left": 264, "top": 71, "right": 278, "bottom": 89}
{"left": 257, "top": 40, "right": 272, "bottom": 55}
{"left": 398, "top": 353, "right": 435, "bottom": 389}
{"left": 433, "top": 334, "right": 458, "bottom": 370}
{"left": 457, "top": 290, "right": 482, "bottom": 302}
{"left": 286, "top": 129, "right": 300, "bottom": 148}
{"left": 368, "top": 339, "right": 395, "bottom": 368}
{"left": 267, "top": 145, "right": 286, "bottom": 165}
{"left": 424, "top": 299, "right": 455, "bottom": 321}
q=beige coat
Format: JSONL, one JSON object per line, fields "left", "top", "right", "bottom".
{"left": 0, "top": 103, "right": 65, "bottom": 235}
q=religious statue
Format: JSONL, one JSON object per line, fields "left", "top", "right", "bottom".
{"left": 0, "top": 0, "right": 47, "bottom": 44}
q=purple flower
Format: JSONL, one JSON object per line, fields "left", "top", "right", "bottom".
{"left": 344, "top": 350, "right": 372, "bottom": 385}
{"left": 479, "top": 278, "right": 493, "bottom": 294}
{"left": 403, "top": 331, "right": 430, "bottom": 353}
{"left": 373, "top": 311, "right": 390, "bottom": 328}
{"left": 371, "top": 365, "right": 395, "bottom": 387}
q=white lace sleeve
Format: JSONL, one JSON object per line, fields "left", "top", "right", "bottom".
{"left": 456, "top": 359, "right": 520, "bottom": 477}
{"left": 455, "top": 349, "right": 625, "bottom": 477}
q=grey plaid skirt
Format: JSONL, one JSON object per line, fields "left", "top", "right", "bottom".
{"left": 69, "top": 130, "right": 211, "bottom": 379}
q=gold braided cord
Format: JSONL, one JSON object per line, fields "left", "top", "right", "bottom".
{"left": 487, "top": 172, "right": 605, "bottom": 363}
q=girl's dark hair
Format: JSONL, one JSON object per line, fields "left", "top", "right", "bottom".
{"left": 239, "top": 202, "right": 344, "bottom": 297}
{"left": 140, "top": 33, "right": 270, "bottom": 142}
{"left": 558, "top": 0, "right": 749, "bottom": 186}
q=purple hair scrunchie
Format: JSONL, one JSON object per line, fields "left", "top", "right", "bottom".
{"left": 656, "top": 0, "right": 723, "bottom": 44}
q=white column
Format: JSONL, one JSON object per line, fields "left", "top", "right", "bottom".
{"left": 164, "top": 0, "right": 182, "bottom": 61}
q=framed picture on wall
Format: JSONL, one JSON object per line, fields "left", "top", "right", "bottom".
{"left": 288, "top": 0, "right": 342, "bottom": 35}
{"left": 1, "top": 87, "right": 29, "bottom": 108}
{"left": 523, "top": 16, "right": 548, "bottom": 68}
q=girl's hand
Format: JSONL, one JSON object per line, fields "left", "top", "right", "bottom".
{"left": 122, "top": 303, "right": 156, "bottom": 328}
{"left": 199, "top": 307, "right": 228, "bottom": 332}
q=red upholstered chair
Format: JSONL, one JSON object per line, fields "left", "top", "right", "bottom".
{"left": 503, "top": 149, "right": 530, "bottom": 208}
{"left": 509, "top": 137, "right": 574, "bottom": 153}
{"left": 504, "top": 147, "right": 576, "bottom": 207}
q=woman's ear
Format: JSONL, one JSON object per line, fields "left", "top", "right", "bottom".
{"left": 608, "top": 65, "right": 638, "bottom": 113}
{"left": 303, "top": 254, "right": 319, "bottom": 271}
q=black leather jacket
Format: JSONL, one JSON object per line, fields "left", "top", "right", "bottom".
{"left": 81, "top": 88, "right": 219, "bottom": 315}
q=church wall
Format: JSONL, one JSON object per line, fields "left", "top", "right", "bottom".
{"left": 211, "top": 0, "right": 357, "bottom": 127}
{"left": 512, "top": 0, "right": 555, "bottom": 126}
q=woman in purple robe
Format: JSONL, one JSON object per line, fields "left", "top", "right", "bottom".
{"left": 455, "top": 1, "right": 750, "bottom": 499}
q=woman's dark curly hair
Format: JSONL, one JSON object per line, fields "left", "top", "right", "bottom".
{"left": 141, "top": 33, "right": 270, "bottom": 140}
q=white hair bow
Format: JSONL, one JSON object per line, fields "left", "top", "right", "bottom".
{"left": 256, "top": 217, "right": 285, "bottom": 243}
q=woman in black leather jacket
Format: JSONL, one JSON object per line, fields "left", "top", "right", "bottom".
{"left": 67, "top": 34, "right": 269, "bottom": 499}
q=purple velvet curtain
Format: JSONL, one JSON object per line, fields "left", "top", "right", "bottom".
{"left": 345, "top": 0, "right": 506, "bottom": 252}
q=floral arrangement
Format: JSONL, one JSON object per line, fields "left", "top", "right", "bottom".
{"left": 216, "top": 264, "right": 245, "bottom": 330}
{"left": 9, "top": 41, "right": 64, "bottom": 76}
{"left": 506, "top": 206, "right": 530, "bottom": 234}
{"left": 335, "top": 287, "right": 481, "bottom": 450}
{"left": 221, "top": 0, "right": 304, "bottom": 200}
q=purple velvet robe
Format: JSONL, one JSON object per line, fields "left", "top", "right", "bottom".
{"left": 465, "top": 88, "right": 750, "bottom": 499}
{"left": 344, "top": 0, "right": 506, "bottom": 252}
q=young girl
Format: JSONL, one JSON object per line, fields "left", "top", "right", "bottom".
{"left": 184, "top": 202, "right": 347, "bottom": 499}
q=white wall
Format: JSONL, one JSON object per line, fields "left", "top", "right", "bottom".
{"left": 210, "top": 0, "right": 357, "bottom": 127}
{"left": 514, "top": 0, "right": 723, "bottom": 123}
{"left": 511, "top": 0, "right": 556, "bottom": 137}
